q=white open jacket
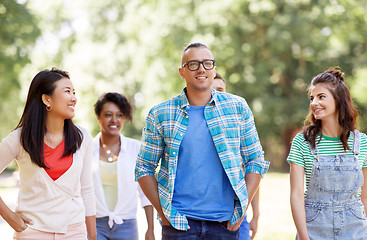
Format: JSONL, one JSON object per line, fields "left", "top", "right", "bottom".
{"left": 0, "top": 127, "right": 96, "bottom": 233}
{"left": 92, "top": 133, "right": 151, "bottom": 228}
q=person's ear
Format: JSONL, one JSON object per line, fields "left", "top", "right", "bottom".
{"left": 179, "top": 67, "right": 185, "bottom": 80}
{"left": 41, "top": 94, "right": 51, "bottom": 106}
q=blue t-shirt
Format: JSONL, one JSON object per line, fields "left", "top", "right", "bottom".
{"left": 171, "top": 105, "right": 235, "bottom": 221}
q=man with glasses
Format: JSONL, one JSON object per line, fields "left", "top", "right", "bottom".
{"left": 135, "top": 42, "right": 269, "bottom": 240}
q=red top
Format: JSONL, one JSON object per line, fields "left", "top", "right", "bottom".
{"left": 44, "top": 140, "right": 73, "bottom": 181}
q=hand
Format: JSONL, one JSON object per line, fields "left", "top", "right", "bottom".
{"left": 5, "top": 211, "right": 33, "bottom": 232}
{"left": 160, "top": 214, "right": 171, "bottom": 226}
{"left": 160, "top": 214, "right": 190, "bottom": 230}
{"left": 145, "top": 228, "right": 155, "bottom": 240}
{"left": 226, "top": 217, "right": 243, "bottom": 231}
{"left": 249, "top": 216, "right": 258, "bottom": 239}
{"left": 297, "top": 235, "right": 311, "bottom": 240}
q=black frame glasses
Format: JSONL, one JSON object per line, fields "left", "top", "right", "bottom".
{"left": 182, "top": 60, "right": 216, "bottom": 71}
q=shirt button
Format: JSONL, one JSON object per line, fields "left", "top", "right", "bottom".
{"left": 173, "top": 152, "right": 176, "bottom": 155}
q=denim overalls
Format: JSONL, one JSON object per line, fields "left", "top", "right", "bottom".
{"left": 304, "top": 130, "right": 367, "bottom": 239}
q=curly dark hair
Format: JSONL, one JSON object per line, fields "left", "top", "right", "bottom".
{"left": 94, "top": 92, "right": 133, "bottom": 121}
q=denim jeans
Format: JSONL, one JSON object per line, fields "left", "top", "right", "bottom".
{"left": 238, "top": 215, "right": 250, "bottom": 240}
{"left": 96, "top": 217, "right": 138, "bottom": 240}
{"left": 162, "top": 218, "right": 239, "bottom": 240}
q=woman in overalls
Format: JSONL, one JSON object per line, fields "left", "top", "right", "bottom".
{"left": 288, "top": 67, "right": 367, "bottom": 240}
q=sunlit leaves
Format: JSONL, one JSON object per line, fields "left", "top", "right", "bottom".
{"left": 0, "top": 0, "right": 40, "bottom": 138}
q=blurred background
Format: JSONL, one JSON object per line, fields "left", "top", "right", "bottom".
{"left": 0, "top": 0, "right": 367, "bottom": 238}
{"left": 1, "top": 0, "right": 367, "bottom": 172}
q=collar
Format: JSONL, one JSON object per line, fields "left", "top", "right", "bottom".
{"left": 178, "top": 87, "right": 217, "bottom": 110}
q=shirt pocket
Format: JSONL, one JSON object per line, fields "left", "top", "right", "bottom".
{"left": 348, "top": 202, "right": 367, "bottom": 220}
{"left": 314, "top": 157, "right": 363, "bottom": 193}
{"left": 305, "top": 205, "right": 321, "bottom": 223}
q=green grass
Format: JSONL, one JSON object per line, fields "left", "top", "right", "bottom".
{"left": 261, "top": 232, "right": 295, "bottom": 240}
{"left": 0, "top": 189, "right": 8, "bottom": 194}
{"left": 247, "top": 172, "right": 296, "bottom": 240}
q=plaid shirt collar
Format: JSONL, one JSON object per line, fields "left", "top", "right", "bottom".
{"left": 178, "top": 87, "right": 217, "bottom": 110}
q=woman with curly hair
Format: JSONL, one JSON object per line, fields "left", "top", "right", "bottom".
{"left": 288, "top": 67, "right": 367, "bottom": 240}
{"left": 93, "top": 92, "right": 154, "bottom": 240}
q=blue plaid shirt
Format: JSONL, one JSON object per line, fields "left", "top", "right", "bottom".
{"left": 135, "top": 88, "right": 269, "bottom": 230}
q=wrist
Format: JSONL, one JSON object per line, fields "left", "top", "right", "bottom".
{"left": 88, "top": 232, "right": 97, "bottom": 239}
{"left": 160, "top": 216, "right": 170, "bottom": 226}
{"left": 2, "top": 208, "right": 14, "bottom": 221}
{"left": 298, "top": 232, "right": 310, "bottom": 240}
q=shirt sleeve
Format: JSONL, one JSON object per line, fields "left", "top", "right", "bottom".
{"left": 287, "top": 133, "right": 306, "bottom": 168}
{"left": 79, "top": 128, "right": 96, "bottom": 216}
{"left": 0, "top": 129, "right": 21, "bottom": 174}
{"left": 240, "top": 101, "right": 269, "bottom": 176}
{"left": 135, "top": 109, "right": 165, "bottom": 181}
{"left": 360, "top": 133, "right": 367, "bottom": 169}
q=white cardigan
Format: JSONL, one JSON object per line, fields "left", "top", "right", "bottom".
{"left": 0, "top": 127, "right": 96, "bottom": 233}
{"left": 93, "top": 133, "right": 151, "bottom": 228}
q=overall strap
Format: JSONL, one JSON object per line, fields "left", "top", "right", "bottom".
{"left": 352, "top": 130, "right": 361, "bottom": 155}
{"left": 307, "top": 140, "right": 318, "bottom": 155}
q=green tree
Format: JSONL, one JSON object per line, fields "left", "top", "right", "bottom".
{"left": 214, "top": 0, "right": 367, "bottom": 171}
{"left": 10, "top": 0, "right": 365, "bottom": 172}
{"left": 139, "top": 0, "right": 367, "bottom": 171}
{"left": 0, "top": 0, "right": 40, "bottom": 139}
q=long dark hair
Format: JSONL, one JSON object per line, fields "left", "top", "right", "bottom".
{"left": 16, "top": 68, "right": 83, "bottom": 168}
{"left": 303, "top": 67, "right": 358, "bottom": 150}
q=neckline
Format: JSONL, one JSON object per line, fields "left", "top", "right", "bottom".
{"left": 44, "top": 139, "right": 65, "bottom": 150}
{"left": 99, "top": 136, "right": 121, "bottom": 163}
{"left": 321, "top": 134, "right": 340, "bottom": 141}
{"left": 99, "top": 159, "right": 118, "bottom": 165}
{"left": 189, "top": 105, "right": 205, "bottom": 110}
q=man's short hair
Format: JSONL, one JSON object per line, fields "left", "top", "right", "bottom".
{"left": 181, "top": 42, "right": 212, "bottom": 65}
{"left": 183, "top": 42, "right": 209, "bottom": 53}
{"left": 214, "top": 72, "right": 226, "bottom": 83}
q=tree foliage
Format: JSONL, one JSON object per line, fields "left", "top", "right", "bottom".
{"left": 0, "top": 0, "right": 40, "bottom": 138}
{"left": 1, "top": 0, "right": 366, "bottom": 171}
{"left": 134, "top": 0, "right": 367, "bottom": 170}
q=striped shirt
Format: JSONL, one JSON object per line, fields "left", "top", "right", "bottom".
{"left": 287, "top": 132, "right": 367, "bottom": 194}
{"left": 135, "top": 88, "right": 269, "bottom": 231}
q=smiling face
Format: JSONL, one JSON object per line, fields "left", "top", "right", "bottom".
{"left": 179, "top": 47, "right": 216, "bottom": 94}
{"left": 309, "top": 83, "right": 338, "bottom": 123}
{"left": 97, "top": 102, "right": 124, "bottom": 137}
{"left": 43, "top": 77, "right": 77, "bottom": 120}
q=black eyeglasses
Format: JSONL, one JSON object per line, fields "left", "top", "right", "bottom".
{"left": 182, "top": 60, "right": 215, "bottom": 71}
